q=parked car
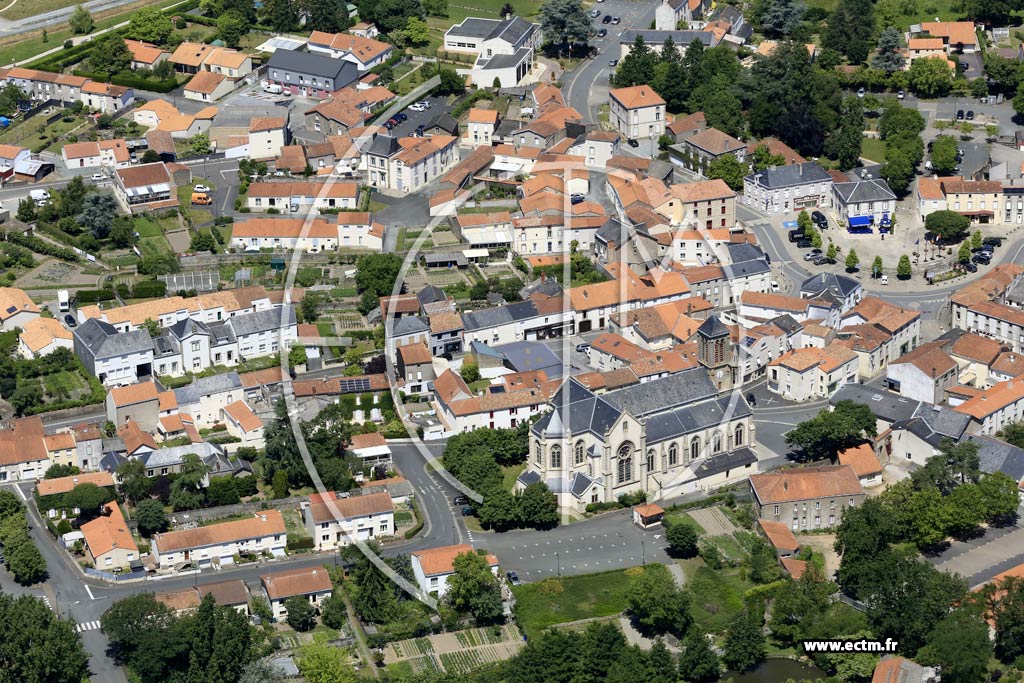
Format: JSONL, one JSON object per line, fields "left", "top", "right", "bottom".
{"left": 395, "top": 112, "right": 408, "bottom": 122}
{"left": 575, "top": 342, "right": 590, "bottom": 352}
{"left": 383, "top": 120, "right": 395, "bottom": 130}
{"left": 770, "top": 280, "right": 780, "bottom": 292}
{"left": 602, "top": 14, "right": 612, "bottom": 23}
{"left": 857, "top": 87, "right": 865, "bottom": 97}
{"left": 627, "top": 138, "right": 639, "bottom": 147}
{"left": 610, "top": 16, "right": 620, "bottom": 23}
{"left": 461, "top": 506, "right": 474, "bottom": 516}
{"left": 746, "top": 393, "right": 757, "bottom": 407}
{"left": 961, "top": 261, "right": 978, "bottom": 272}
{"left": 972, "top": 253, "right": 991, "bottom": 265}
{"left": 506, "top": 571, "right": 522, "bottom": 585}
{"left": 788, "top": 229, "right": 803, "bottom": 242}
{"left": 193, "top": 184, "right": 210, "bottom": 193}
{"left": 803, "top": 249, "right": 822, "bottom": 261}
{"left": 796, "top": 239, "right": 813, "bottom": 249}
{"left": 811, "top": 210, "right": 828, "bottom": 229}
{"left": 984, "top": 237, "right": 1003, "bottom": 247}
{"left": 880, "top": 274, "right": 889, "bottom": 285}
{"left": 966, "top": 110, "right": 975, "bottom": 120}
{"left": 408, "top": 102, "right": 428, "bottom": 112}
{"left": 387, "top": 117, "right": 399, "bottom": 126}
{"left": 956, "top": 109, "right": 965, "bottom": 120}
{"left": 814, "top": 256, "right": 836, "bottom": 266}
{"left": 590, "top": 7, "right": 601, "bottom": 16}
{"left": 570, "top": 193, "right": 585, "bottom": 204}
{"left": 90, "top": 173, "right": 106, "bottom": 182}
{"left": 64, "top": 314, "right": 77, "bottom": 328}
{"left": 453, "top": 495, "right": 469, "bottom": 506}
{"left": 897, "top": 90, "right": 905, "bottom": 99}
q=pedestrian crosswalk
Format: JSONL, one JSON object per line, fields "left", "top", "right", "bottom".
{"left": 40, "top": 595, "right": 51, "bottom": 609}
{"left": 76, "top": 620, "right": 101, "bottom": 633}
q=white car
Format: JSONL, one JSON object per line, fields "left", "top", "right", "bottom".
{"left": 408, "top": 103, "right": 427, "bottom": 112}
{"left": 770, "top": 280, "right": 780, "bottom": 293}
{"left": 880, "top": 275, "right": 889, "bottom": 285}
{"left": 90, "top": 173, "right": 105, "bottom": 182}
{"left": 194, "top": 184, "right": 211, "bottom": 193}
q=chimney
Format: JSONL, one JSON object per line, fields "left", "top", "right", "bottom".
{"left": 783, "top": 479, "right": 788, "bottom": 491}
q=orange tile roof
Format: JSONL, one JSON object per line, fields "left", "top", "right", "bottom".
{"left": 223, "top": 400, "right": 263, "bottom": 433}
{"left": 838, "top": 443, "right": 883, "bottom": 477}
{"left": 955, "top": 379, "right": 1024, "bottom": 420}
{"left": 609, "top": 85, "right": 666, "bottom": 109}
{"left": 262, "top": 566, "right": 333, "bottom": 599}
{"left": 667, "top": 111, "right": 706, "bottom": 135}
{"left": 758, "top": 518, "right": 799, "bottom": 551}
{"left": 118, "top": 419, "right": 157, "bottom": 454}
{"left": 292, "top": 374, "right": 390, "bottom": 397}
{"left": 891, "top": 341, "right": 956, "bottom": 377}
{"left": 467, "top": 108, "right": 499, "bottom": 124}
{"left": 350, "top": 432, "right": 387, "bottom": 450}
{"left": 908, "top": 37, "right": 944, "bottom": 50}
{"left": 81, "top": 504, "right": 138, "bottom": 559}
{"left": 770, "top": 345, "right": 857, "bottom": 373}
{"left": 917, "top": 176, "right": 945, "bottom": 200}
{"left": 185, "top": 71, "right": 226, "bottom": 95}
{"left": 781, "top": 557, "right": 807, "bottom": 579}
{"left": 238, "top": 367, "right": 289, "bottom": 388}
{"left": 308, "top": 31, "right": 392, "bottom": 62}
{"left": 750, "top": 465, "right": 864, "bottom": 504}
{"left": 154, "top": 511, "right": 285, "bottom": 552}
{"left": 204, "top": 47, "right": 249, "bottom": 69}
{"left": 43, "top": 432, "right": 75, "bottom": 452}
{"left": 0, "top": 288, "right": 38, "bottom": 321}
{"left": 124, "top": 39, "right": 168, "bottom": 65}
{"left": 430, "top": 312, "right": 463, "bottom": 334}
{"left": 155, "top": 588, "right": 201, "bottom": 612}
{"left": 412, "top": 544, "right": 498, "bottom": 576}
{"left": 920, "top": 21, "right": 977, "bottom": 47}
{"left": 992, "top": 351, "right": 1024, "bottom": 378}
{"left": 109, "top": 381, "right": 159, "bottom": 407}
{"left": 686, "top": 127, "right": 745, "bottom": 155}
{"left": 232, "top": 217, "right": 337, "bottom": 239}
{"left": 170, "top": 42, "right": 215, "bottom": 67}
{"left": 19, "top": 317, "right": 71, "bottom": 354}
{"left": 37, "top": 471, "right": 115, "bottom": 497}
{"left": 116, "top": 162, "right": 170, "bottom": 189}
{"left": 950, "top": 333, "right": 1004, "bottom": 364}
{"left": 306, "top": 491, "right": 394, "bottom": 523}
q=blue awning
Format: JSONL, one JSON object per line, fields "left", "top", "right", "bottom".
{"left": 848, "top": 216, "right": 872, "bottom": 227}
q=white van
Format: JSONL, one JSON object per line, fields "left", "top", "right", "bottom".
{"left": 264, "top": 83, "right": 283, "bottom": 95}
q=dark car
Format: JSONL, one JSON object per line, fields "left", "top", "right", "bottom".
{"left": 598, "top": 28, "right": 608, "bottom": 38}
{"left": 972, "top": 253, "right": 991, "bottom": 265}
{"left": 395, "top": 112, "right": 408, "bottom": 122}
{"left": 811, "top": 210, "right": 828, "bottom": 229}
{"left": 506, "top": 571, "right": 522, "bottom": 586}
{"left": 966, "top": 110, "right": 974, "bottom": 120}
{"left": 984, "top": 237, "right": 1003, "bottom": 247}
{"left": 602, "top": 14, "right": 612, "bottom": 23}
{"left": 956, "top": 109, "right": 965, "bottom": 120}
{"left": 746, "top": 393, "right": 756, "bottom": 407}
{"left": 570, "top": 193, "right": 586, "bottom": 204}
{"left": 387, "top": 117, "right": 399, "bottom": 126}
{"left": 796, "top": 239, "right": 813, "bottom": 249}
{"left": 961, "top": 261, "right": 978, "bottom": 273}
{"left": 627, "top": 138, "right": 639, "bottom": 148}
{"left": 383, "top": 120, "right": 395, "bottom": 130}
{"left": 814, "top": 256, "right": 836, "bottom": 266}
{"left": 64, "top": 314, "right": 77, "bottom": 328}
{"left": 788, "top": 229, "right": 803, "bottom": 242}
{"left": 461, "top": 506, "right": 474, "bottom": 516}
{"left": 453, "top": 495, "right": 470, "bottom": 506}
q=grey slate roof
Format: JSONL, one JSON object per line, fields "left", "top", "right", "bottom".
{"left": 692, "top": 446, "right": 757, "bottom": 478}
{"left": 228, "top": 305, "right": 296, "bottom": 337}
{"left": 697, "top": 316, "right": 729, "bottom": 340}
{"left": 768, "top": 314, "right": 802, "bottom": 335}
{"left": 174, "top": 371, "right": 243, "bottom": 407}
{"left": 74, "top": 318, "right": 153, "bottom": 360}
{"left": 517, "top": 469, "right": 541, "bottom": 486}
{"left": 495, "top": 340, "right": 563, "bottom": 378}
{"left": 969, "top": 435, "right": 1024, "bottom": 482}
{"left": 833, "top": 178, "right": 897, "bottom": 204}
{"left": 570, "top": 471, "right": 596, "bottom": 497}
{"left": 723, "top": 258, "right": 771, "bottom": 280}
{"left": 266, "top": 49, "right": 359, "bottom": 84}
{"left": 602, "top": 367, "right": 719, "bottom": 417}
{"left": 478, "top": 47, "right": 532, "bottom": 70}
{"left": 620, "top": 30, "right": 715, "bottom": 47}
{"left": 392, "top": 316, "right": 429, "bottom": 337}
{"left": 800, "top": 272, "right": 861, "bottom": 299}
{"left": 486, "top": 16, "right": 536, "bottom": 45}
{"left": 829, "top": 384, "right": 921, "bottom": 423}
{"left": 726, "top": 242, "right": 764, "bottom": 263}
{"left": 744, "top": 162, "right": 831, "bottom": 189}
{"left": 462, "top": 300, "right": 540, "bottom": 332}
{"left": 417, "top": 285, "right": 447, "bottom": 307}
{"left": 169, "top": 316, "right": 209, "bottom": 341}
{"left": 142, "top": 441, "right": 222, "bottom": 469}
{"left": 519, "top": 277, "right": 563, "bottom": 300}
{"left": 425, "top": 112, "right": 459, "bottom": 135}
{"left": 447, "top": 17, "right": 503, "bottom": 39}
{"left": 532, "top": 379, "right": 623, "bottom": 439}
{"left": 366, "top": 135, "right": 401, "bottom": 157}
{"left": 645, "top": 395, "right": 753, "bottom": 444}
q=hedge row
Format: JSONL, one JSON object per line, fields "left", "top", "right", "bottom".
{"left": 4, "top": 233, "right": 79, "bottom": 261}
{"left": 132, "top": 280, "right": 167, "bottom": 298}
{"left": 71, "top": 70, "right": 185, "bottom": 94}
{"left": 75, "top": 288, "right": 116, "bottom": 303}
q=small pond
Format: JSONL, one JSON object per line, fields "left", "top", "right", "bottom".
{"left": 723, "top": 657, "right": 827, "bottom": 683}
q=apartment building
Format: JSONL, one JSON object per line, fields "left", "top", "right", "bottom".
{"left": 301, "top": 491, "right": 394, "bottom": 550}
{"left": 609, "top": 86, "right": 666, "bottom": 140}
{"left": 261, "top": 567, "right": 333, "bottom": 622}
{"left": 151, "top": 511, "right": 286, "bottom": 569}
{"left": 767, "top": 345, "right": 858, "bottom": 401}
{"left": 954, "top": 378, "right": 1024, "bottom": 435}
{"left": 244, "top": 181, "right": 358, "bottom": 213}
{"left": 750, "top": 465, "right": 865, "bottom": 531}
{"left": 411, "top": 544, "right": 499, "bottom": 597}
{"left": 653, "top": 179, "right": 737, "bottom": 229}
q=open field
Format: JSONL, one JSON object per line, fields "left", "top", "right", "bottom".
{"left": 512, "top": 569, "right": 633, "bottom": 639}
{"left": 682, "top": 559, "right": 753, "bottom": 634}
{"left": 805, "top": 0, "right": 962, "bottom": 27}
{"left": 860, "top": 137, "right": 887, "bottom": 163}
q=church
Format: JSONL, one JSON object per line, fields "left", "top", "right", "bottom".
{"left": 518, "top": 366, "right": 758, "bottom": 513}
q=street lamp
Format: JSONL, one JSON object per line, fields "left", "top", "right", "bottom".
{"left": 641, "top": 540, "right": 645, "bottom": 566}
{"left": 556, "top": 552, "right": 560, "bottom": 577}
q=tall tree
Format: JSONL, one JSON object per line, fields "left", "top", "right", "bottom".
{"left": 517, "top": 481, "right": 558, "bottom": 528}
{"left": 706, "top": 153, "right": 747, "bottom": 190}
{"left": 446, "top": 550, "right": 504, "bottom": 621}
{"left": 615, "top": 36, "right": 658, "bottom": 87}
{"left": 624, "top": 564, "right": 692, "bottom": 637}
{"left": 304, "top": 0, "right": 347, "bottom": 32}
{"left": 0, "top": 594, "right": 87, "bottom": 683}
{"left": 785, "top": 399, "right": 876, "bottom": 461}
{"left": 759, "top": 0, "right": 805, "bottom": 37}
{"left": 539, "top": 0, "right": 591, "bottom": 57}
{"left": 993, "top": 577, "right": 1024, "bottom": 663}
{"left": 907, "top": 56, "right": 952, "bottom": 98}
{"left": 356, "top": 0, "right": 424, "bottom": 35}
{"left": 872, "top": 27, "right": 904, "bottom": 73}
{"left": 76, "top": 193, "right": 119, "bottom": 240}
{"left": 127, "top": 7, "right": 174, "bottom": 45}
{"left": 296, "top": 635, "right": 356, "bottom": 683}
{"left": 69, "top": 4, "right": 94, "bottom": 34}
{"left": 918, "top": 607, "right": 992, "bottom": 683}
{"left": 679, "top": 630, "right": 720, "bottom": 682}
{"left": 259, "top": 0, "right": 299, "bottom": 31}
{"left": 823, "top": 0, "right": 874, "bottom": 63}
{"left": 88, "top": 34, "right": 132, "bottom": 75}
{"left": 722, "top": 610, "right": 765, "bottom": 672}
{"left": 135, "top": 498, "right": 167, "bottom": 537}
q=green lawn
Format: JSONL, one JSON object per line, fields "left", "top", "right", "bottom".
{"left": 427, "top": 0, "right": 541, "bottom": 34}
{"left": 860, "top": 137, "right": 886, "bottom": 163}
{"left": 133, "top": 217, "right": 163, "bottom": 239}
{"left": 42, "top": 370, "right": 87, "bottom": 400}
{"left": 663, "top": 510, "right": 705, "bottom": 533}
{"left": 0, "top": 114, "right": 89, "bottom": 152}
{"left": 501, "top": 463, "right": 526, "bottom": 492}
{"left": 512, "top": 569, "right": 634, "bottom": 639}
{"left": 805, "top": 0, "right": 961, "bottom": 26}
{"left": 138, "top": 234, "right": 173, "bottom": 259}
{"left": 683, "top": 560, "right": 754, "bottom": 634}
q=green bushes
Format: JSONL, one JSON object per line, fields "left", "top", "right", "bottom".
{"left": 286, "top": 536, "right": 315, "bottom": 552}
{"left": 75, "top": 288, "right": 116, "bottom": 303}
{"left": 3, "top": 233, "right": 79, "bottom": 262}
{"left": 71, "top": 70, "right": 183, "bottom": 93}
{"left": 0, "top": 491, "right": 47, "bottom": 585}
{"left": 132, "top": 280, "right": 167, "bottom": 298}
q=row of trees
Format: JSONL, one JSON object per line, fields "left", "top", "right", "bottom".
{"left": 0, "top": 490, "right": 47, "bottom": 585}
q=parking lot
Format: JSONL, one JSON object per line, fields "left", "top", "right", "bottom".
{"left": 384, "top": 95, "right": 450, "bottom": 137}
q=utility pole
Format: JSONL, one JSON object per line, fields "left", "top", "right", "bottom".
{"left": 556, "top": 552, "right": 560, "bottom": 577}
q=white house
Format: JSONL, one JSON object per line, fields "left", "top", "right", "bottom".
{"left": 245, "top": 181, "right": 358, "bottom": 213}
{"left": 151, "top": 511, "right": 286, "bottom": 569}
{"left": 832, "top": 176, "right": 897, "bottom": 225}
{"left": 249, "top": 117, "right": 290, "bottom": 161}
{"left": 767, "top": 346, "right": 859, "bottom": 401}
{"left": 443, "top": 16, "right": 542, "bottom": 87}
{"left": 411, "top": 544, "right": 499, "bottom": 597}
{"left": 221, "top": 400, "right": 265, "bottom": 451}
{"left": 19, "top": 316, "right": 72, "bottom": 359}
{"left": 337, "top": 212, "right": 384, "bottom": 249}
{"left": 743, "top": 162, "right": 833, "bottom": 214}
{"left": 0, "top": 287, "right": 40, "bottom": 332}
{"left": 261, "top": 566, "right": 333, "bottom": 621}
{"left": 363, "top": 134, "right": 458, "bottom": 194}
{"left": 301, "top": 491, "right": 395, "bottom": 551}
{"left": 885, "top": 342, "right": 958, "bottom": 404}
{"left": 609, "top": 85, "right": 666, "bottom": 140}
{"left": 307, "top": 31, "right": 393, "bottom": 70}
